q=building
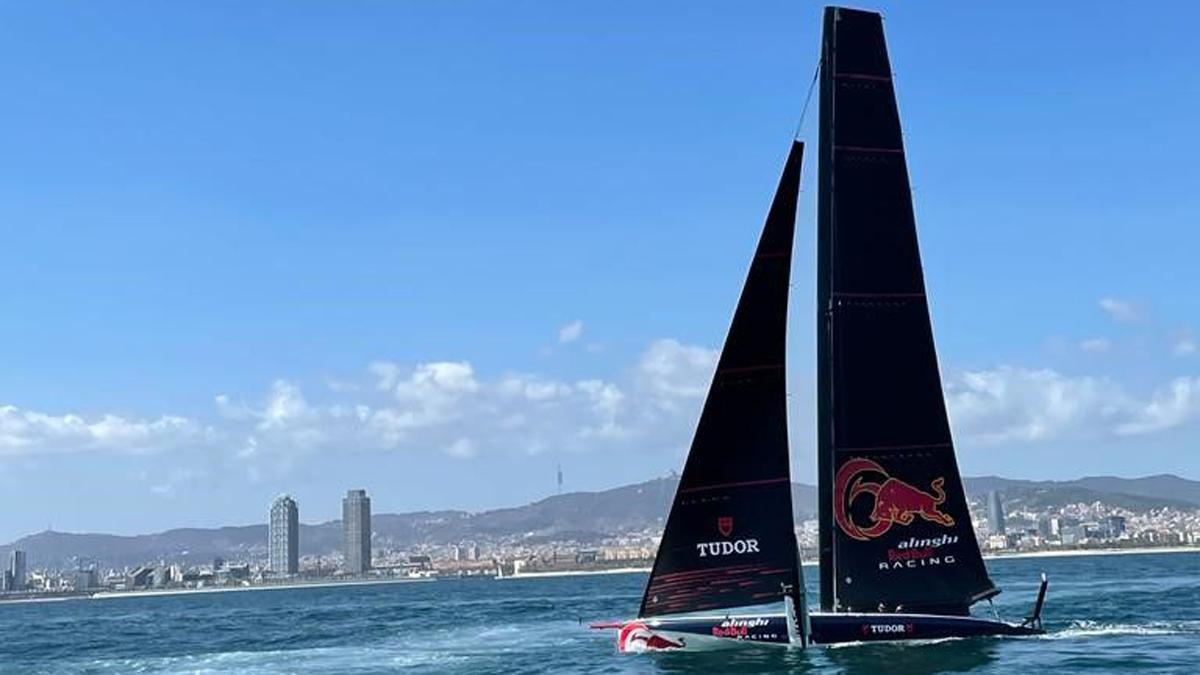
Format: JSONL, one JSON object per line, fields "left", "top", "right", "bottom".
{"left": 1, "top": 569, "right": 11, "bottom": 592}
{"left": 73, "top": 569, "right": 98, "bottom": 591}
{"left": 1036, "top": 516, "right": 1053, "bottom": 538}
{"left": 985, "top": 533, "right": 1009, "bottom": 551}
{"left": 343, "top": 489, "right": 372, "bottom": 575}
{"left": 152, "top": 566, "right": 171, "bottom": 587}
{"left": 9, "top": 550, "right": 26, "bottom": 591}
{"left": 454, "top": 542, "right": 478, "bottom": 562}
{"left": 1101, "top": 515, "right": 1127, "bottom": 539}
{"left": 128, "top": 566, "right": 154, "bottom": 588}
{"left": 987, "top": 491, "right": 1006, "bottom": 535}
{"left": 269, "top": 494, "right": 300, "bottom": 575}
{"left": 1047, "top": 515, "right": 1063, "bottom": 538}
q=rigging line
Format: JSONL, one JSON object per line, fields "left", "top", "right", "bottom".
{"left": 792, "top": 60, "right": 821, "bottom": 140}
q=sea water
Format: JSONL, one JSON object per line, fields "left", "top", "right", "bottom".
{"left": 1, "top": 551, "right": 1197, "bottom": 674}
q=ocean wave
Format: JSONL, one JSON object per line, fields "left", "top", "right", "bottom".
{"left": 76, "top": 646, "right": 473, "bottom": 675}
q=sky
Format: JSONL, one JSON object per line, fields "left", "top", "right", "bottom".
{"left": 1, "top": 1, "right": 1198, "bottom": 542}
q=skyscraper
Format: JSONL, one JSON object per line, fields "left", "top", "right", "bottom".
{"left": 9, "top": 550, "right": 26, "bottom": 590}
{"left": 987, "top": 491, "right": 1006, "bottom": 536}
{"left": 343, "top": 489, "right": 371, "bottom": 575}
{"left": 269, "top": 494, "right": 300, "bottom": 575}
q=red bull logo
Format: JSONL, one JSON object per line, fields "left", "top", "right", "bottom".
{"left": 834, "top": 458, "right": 956, "bottom": 541}
{"left": 618, "top": 622, "right": 686, "bottom": 652}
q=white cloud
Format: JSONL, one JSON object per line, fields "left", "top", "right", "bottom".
{"left": 0, "top": 405, "right": 202, "bottom": 457}
{"left": 1099, "top": 297, "right": 1139, "bottom": 323}
{"left": 368, "top": 361, "right": 402, "bottom": 391}
{"left": 636, "top": 339, "right": 718, "bottom": 403}
{"left": 497, "top": 375, "right": 572, "bottom": 401}
{"left": 1115, "top": 377, "right": 1200, "bottom": 436}
{"left": 1079, "top": 338, "right": 1112, "bottom": 354}
{"left": 575, "top": 379, "right": 627, "bottom": 439}
{"left": 558, "top": 320, "right": 585, "bottom": 344}
{"left": 205, "top": 340, "right": 715, "bottom": 463}
{"left": 946, "top": 367, "right": 1121, "bottom": 444}
{"left": 259, "top": 380, "right": 310, "bottom": 430}
{"left": 946, "top": 367, "right": 1200, "bottom": 445}
{"left": 9, "top": 337, "right": 1195, "bottom": 475}
{"left": 396, "top": 362, "right": 479, "bottom": 397}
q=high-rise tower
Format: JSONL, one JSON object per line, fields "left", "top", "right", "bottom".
{"left": 987, "top": 491, "right": 1006, "bottom": 536}
{"left": 9, "top": 550, "right": 26, "bottom": 590}
{"left": 269, "top": 495, "right": 300, "bottom": 575}
{"left": 343, "top": 489, "right": 372, "bottom": 575}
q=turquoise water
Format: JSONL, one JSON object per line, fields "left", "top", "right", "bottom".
{"left": 1, "top": 551, "right": 1197, "bottom": 674}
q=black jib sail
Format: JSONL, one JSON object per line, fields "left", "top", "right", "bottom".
{"left": 816, "top": 7, "right": 997, "bottom": 616}
{"left": 639, "top": 141, "right": 804, "bottom": 619}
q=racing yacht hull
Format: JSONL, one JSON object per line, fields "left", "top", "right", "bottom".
{"left": 611, "top": 610, "right": 1041, "bottom": 652}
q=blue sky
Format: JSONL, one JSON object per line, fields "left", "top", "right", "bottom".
{"left": 1, "top": 1, "right": 1198, "bottom": 542}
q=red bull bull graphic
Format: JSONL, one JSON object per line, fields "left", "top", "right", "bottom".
{"left": 617, "top": 622, "right": 687, "bottom": 652}
{"left": 834, "top": 458, "right": 956, "bottom": 541}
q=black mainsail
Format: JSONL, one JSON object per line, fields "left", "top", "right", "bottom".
{"left": 816, "top": 7, "right": 997, "bottom": 615}
{"left": 639, "top": 141, "right": 804, "bottom": 619}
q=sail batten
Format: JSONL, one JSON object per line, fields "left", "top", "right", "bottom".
{"left": 817, "top": 6, "right": 996, "bottom": 616}
{"left": 638, "top": 141, "right": 804, "bottom": 619}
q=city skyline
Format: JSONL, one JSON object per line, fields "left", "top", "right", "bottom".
{"left": 2, "top": 475, "right": 1196, "bottom": 589}
{"left": 4, "top": 471, "right": 1198, "bottom": 554}
{"left": 2, "top": 2, "right": 1199, "bottom": 543}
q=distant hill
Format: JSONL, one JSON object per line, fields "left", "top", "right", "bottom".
{"left": 2, "top": 474, "right": 1194, "bottom": 569}
{"left": 963, "top": 475, "right": 1200, "bottom": 511}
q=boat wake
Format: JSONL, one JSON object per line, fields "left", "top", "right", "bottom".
{"left": 50, "top": 622, "right": 583, "bottom": 675}
{"left": 1043, "top": 620, "right": 1200, "bottom": 640}
{"left": 823, "top": 636, "right": 968, "bottom": 649}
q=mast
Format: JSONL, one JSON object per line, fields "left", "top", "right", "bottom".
{"left": 816, "top": 7, "right": 997, "bottom": 615}
{"left": 639, "top": 141, "right": 804, "bottom": 618}
{"left": 816, "top": 6, "right": 837, "bottom": 614}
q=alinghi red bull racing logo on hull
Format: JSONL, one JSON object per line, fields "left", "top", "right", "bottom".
{"left": 834, "top": 457, "right": 955, "bottom": 541}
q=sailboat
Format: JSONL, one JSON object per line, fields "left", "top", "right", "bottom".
{"left": 594, "top": 7, "right": 1048, "bottom": 650}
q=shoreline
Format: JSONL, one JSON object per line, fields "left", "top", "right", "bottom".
{"left": 4, "top": 546, "right": 1197, "bottom": 602}
{"left": 498, "top": 566, "right": 652, "bottom": 580}
{"left": 498, "top": 546, "right": 1200, "bottom": 580}
{"left": 981, "top": 545, "right": 1200, "bottom": 561}
{"left": 88, "top": 576, "right": 434, "bottom": 601}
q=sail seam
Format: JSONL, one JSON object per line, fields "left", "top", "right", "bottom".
{"left": 677, "top": 476, "right": 790, "bottom": 494}
{"left": 834, "top": 72, "right": 892, "bottom": 82}
{"left": 833, "top": 442, "right": 952, "bottom": 452}
{"left": 832, "top": 292, "right": 925, "bottom": 299}
{"left": 834, "top": 145, "right": 904, "bottom": 154}
{"left": 717, "top": 364, "right": 784, "bottom": 375}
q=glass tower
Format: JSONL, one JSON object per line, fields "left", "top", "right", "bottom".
{"left": 269, "top": 495, "right": 299, "bottom": 575}
{"left": 343, "top": 489, "right": 371, "bottom": 575}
